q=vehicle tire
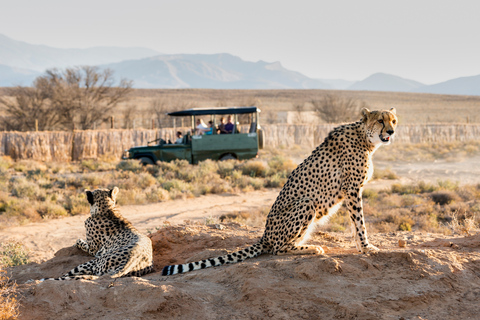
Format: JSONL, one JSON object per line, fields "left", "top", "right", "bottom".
{"left": 138, "top": 157, "right": 154, "bottom": 165}
{"left": 219, "top": 154, "right": 236, "bottom": 161}
{"left": 257, "top": 129, "right": 264, "bottom": 149}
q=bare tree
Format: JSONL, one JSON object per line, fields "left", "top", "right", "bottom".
{"left": 0, "top": 79, "right": 60, "bottom": 131}
{"left": 43, "top": 66, "right": 133, "bottom": 130}
{"left": 293, "top": 102, "right": 305, "bottom": 124}
{"left": 311, "top": 94, "right": 366, "bottom": 123}
{"left": 0, "top": 66, "right": 132, "bottom": 131}
{"left": 122, "top": 104, "right": 137, "bottom": 129}
{"left": 149, "top": 98, "right": 175, "bottom": 128}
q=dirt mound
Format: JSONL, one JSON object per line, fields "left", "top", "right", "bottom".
{"left": 9, "top": 223, "right": 480, "bottom": 319}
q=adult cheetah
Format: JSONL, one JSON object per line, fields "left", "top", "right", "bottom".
{"left": 42, "top": 187, "right": 153, "bottom": 280}
{"left": 162, "top": 108, "right": 397, "bottom": 276}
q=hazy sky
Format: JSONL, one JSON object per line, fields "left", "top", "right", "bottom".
{"left": 2, "top": 0, "right": 479, "bottom": 84}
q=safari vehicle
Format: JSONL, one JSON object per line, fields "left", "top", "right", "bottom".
{"left": 123, "top": 106, "right": 263, "bottom": 164}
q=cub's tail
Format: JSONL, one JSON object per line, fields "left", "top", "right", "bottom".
{"left": 162, "top": 242, "right": 264, "bottom": 276}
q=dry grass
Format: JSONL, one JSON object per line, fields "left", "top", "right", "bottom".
{"left": 0, "top": 267, "right": 19, "bottom": 320}
{"left": 0, "top": 241, "right": 28, "bottom": 320}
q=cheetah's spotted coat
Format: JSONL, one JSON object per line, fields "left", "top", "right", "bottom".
{"left": 42, "top": 187, "right": 153, "bottom": 280}
{"left": 162, "top": 108, "right": 398, "bottom": 276}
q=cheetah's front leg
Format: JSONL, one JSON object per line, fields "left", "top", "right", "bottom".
{"left": 345, "top": 188, "right": 379, "bottom": 254}
{"left": 76, "top": 239, "right": 89, "bottom": 253}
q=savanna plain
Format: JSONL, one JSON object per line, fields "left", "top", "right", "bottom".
{"left": 1, "top": 89, "right": 480, "bottom": 320}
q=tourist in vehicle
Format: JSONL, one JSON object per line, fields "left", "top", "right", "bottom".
{"left": 205, "top": 121, "right": 214, "bottom": 135}
{"left": 218, "top": 117, "right": 228, "bottom": 134}
{"left": 224, "top": 115, "right": 234, "bottom": 133}
{"left": 175, "top": 131, "right": 183, "bottom": 144}
{"left": 195, "top": 119, "right": 209, "bottom": 135}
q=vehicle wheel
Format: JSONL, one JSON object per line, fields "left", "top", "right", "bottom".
{"left": 257, "top": 129, "right": 264, "bottom": 149}
{"left": 138, "top": 157, "right": 154, "bottom": 165}
{"left": 219, "top": 154, "right": 236, "bottom": 161}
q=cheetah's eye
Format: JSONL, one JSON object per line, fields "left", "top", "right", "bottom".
{"left": 392, "top": 120, "right": 397, "bottom": 124}
{"left": 378, "top": 119, "right": 383, "bottom": 124}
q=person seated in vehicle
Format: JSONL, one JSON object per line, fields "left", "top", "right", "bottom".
{"left": 175, "top": 131, "right": 183, "bottom": 144}
{"left": 205, "top": 121, "right": 214, "bottom": 135}
{"left": 218, "top": 117, "right": 228, "bottom": 134}
{"left": 224, "top": 115, "right": 234, "bottom": 133}
{"left": 195, "top": 119, "right": 209, "bottom": 135}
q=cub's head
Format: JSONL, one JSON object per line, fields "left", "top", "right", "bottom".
{"left": 86, "top": 187, "right": 119, "bottom": 216}
{"left": 362, "top": 108, "right": 398, "bottom": 147}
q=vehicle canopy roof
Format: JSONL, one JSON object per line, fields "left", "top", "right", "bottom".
{"left": 167, "top": 106, "right": 260, "bottom": 117}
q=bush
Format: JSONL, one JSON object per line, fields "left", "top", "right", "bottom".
{"left": 430, "top": 191, "right": 460, "bottom": 205}
{"left": 10, "top": 178, "right": 46, "bottom": 201}
{"left": 36, "top": 201, "right": 68, "bottom": 219}
{"left": 0, "top": 241, "right": 30, "bottom": 267}
{"left": 63, "top": 193, "right": 89, "bottom": 215}
{"left": 116, "top": 160, "right": 144, "bottom": 173}
{"left": 241, "top": 160, "right": 268, "bottom": 178}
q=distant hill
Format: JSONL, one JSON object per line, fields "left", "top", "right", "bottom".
{"left": 319, "top": 78, "right": 355, "bottom": 90}
{"left": 348, "top": 73, "right": 424, "bottom": 92}
{"left": 413, "top": 74, "right": 480, "bottom": 96}
{"left": 0, "top": 34, "right": 160, "bottom": 72}
{"left": 0, "top": 64, "right": 39, "bottom": 86}
{"left": 101, "top": 53, "right": 332, "bottom": 89}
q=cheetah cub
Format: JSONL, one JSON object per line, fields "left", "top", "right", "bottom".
{"left": 163, "top": 108, "right": 397, "bottom": 276}
{"left": 42, "top": 187, "right": 153, "bottom": 281}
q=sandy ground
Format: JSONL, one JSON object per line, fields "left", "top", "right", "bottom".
{"left": 3, "top": 158, "right": 480, "bottom": 319}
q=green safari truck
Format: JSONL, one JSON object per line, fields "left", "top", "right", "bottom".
{"left": 122, "top": 106, "right": 263, "bottom": 164}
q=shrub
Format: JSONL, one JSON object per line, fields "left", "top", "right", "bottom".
{"left": 135, "top": 172, "right": 157, "bottom": 189}
{"left": 63, "top": 193, "right": 89, "bottom": 215}
{"left": 81, "top": 159, "right": 117, "bottom": 172}
{"left": 391, "top": 181, "right": 438, "bottom": 195}
{"left": 145, "top": 186, "right": 170, "bottom": 202}
{"left": 265, "top": 173, "right": 287, "bottom": 188}
{"left": 267, "top": 155, "right": 297, "bottom": 176}
{"left": 0, "top": 156, "right": 13, "bottom": 170}
{"left": 217, "top": 160, "right": 236, "bottom": 178}
{"left": 0, "top": 241, "right": 30, "bottom": 267}
{"left": 373, "top": 168, "right": 398, "bottom": 180}
{"left": 10, "top": 178, "right": 46, "bottom": 201}
{"left": 241, "top": 160, "right": 268, "bottom": 178}
{"left": 430, "top": 191, "right": 460, "bottom": 205}
{"left": 116, "top": 160, "right": 144, "bottom": 173}
{"left": 36, "top": 201, "right": 68, "bottom": 219}
{"left": 398, "top": 222, "right": 412, "bottom": 231}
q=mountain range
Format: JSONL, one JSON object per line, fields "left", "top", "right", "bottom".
{"left": 1, "top": 34, "right": 479, "bottom": 95}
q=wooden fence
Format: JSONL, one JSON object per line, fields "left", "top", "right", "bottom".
{"left": 1, "top": 124, "right": 479, "bottom": 162}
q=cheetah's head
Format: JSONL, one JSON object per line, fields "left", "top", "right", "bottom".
{"left": 86, "top": 187, "right": 119, "bottom": 216}
{"left": 362, "top": 108, "right": 397, "bottom": 147}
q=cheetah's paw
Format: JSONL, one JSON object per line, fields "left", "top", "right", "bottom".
{"left": 361, "top": 244, "right": 379, "bottom": 254}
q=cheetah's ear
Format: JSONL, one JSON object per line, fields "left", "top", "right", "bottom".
{"left": 86, "top": 191, "right": 94, "bottom": 205}
{"left": 109, "top": 187, "right": 119, "bottom": 201}
{"left": 361, "top": 108, "right": 371, "bottom": 122}
{"left": 389, "top": 107, "right": 396, "bottom": 114}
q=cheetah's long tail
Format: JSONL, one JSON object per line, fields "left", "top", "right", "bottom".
{"left": 161, "top": 242, "right": 264, "bottom": 276}
{"left": 39, "top": 275, "right": 99, "bottom": 281}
